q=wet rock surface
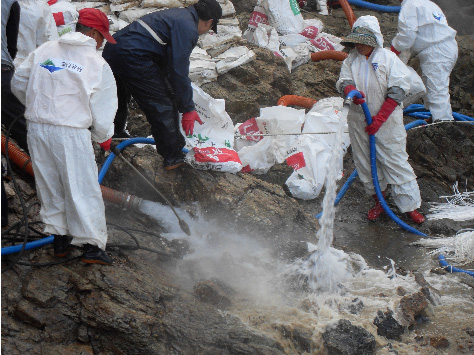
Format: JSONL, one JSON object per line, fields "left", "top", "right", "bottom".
{"left": 2, "top": 1, "right": 474, "bottom": 354}
{"left": 322, "top": 319, "right": 376, "bottom": 355}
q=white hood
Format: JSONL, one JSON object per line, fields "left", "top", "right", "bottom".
{"left": 351, "top": 15, "right": 384, "bottom": 48}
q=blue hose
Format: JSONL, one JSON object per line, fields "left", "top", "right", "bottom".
{"left": 315, "top": 91, "right": 427, "bottom": 236}
{"left": 2, "top": 137, "right": 160, "bottom": 255}
{"left": 438, "top": 255, "right": 474, "bottom": 277}
{"left": 315, "top": 170, "right": 358, "bottom": 219}
{"left": 1, "top": 236, "right": 55, "bottom": 256}
{"left": 347, "top": 0, "right": 400, "bottom": 13}
{"left": 404, "top": 104, "right": 474, "bottom": 123}
{"left": 98, "top": 137, "right": 155, "bottom": 184}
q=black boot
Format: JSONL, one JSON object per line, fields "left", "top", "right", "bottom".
{"left": 163, "top": 153, "right": 186, "bottom": 170}
{"left": 81, "top": 244, "right": 113, "bottom": 265}
{"left": 53, "top": 235, "right": 73, "bottom": 257}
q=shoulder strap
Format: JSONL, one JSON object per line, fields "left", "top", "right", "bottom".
{"left": 136, "top": 19, "right": 167, "bottom": 46}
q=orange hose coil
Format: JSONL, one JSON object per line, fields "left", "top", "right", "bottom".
{"left": 1, "top": 133, "right": 142, "bottom": 210}
{"left": 311, "top": 50, "right": 349, "bottom": 62}
{"left": 338, "top": 0, "right": 357, "bottom": 28}
{"left": 277, "top": 95, "right": 317, "bottom": 109}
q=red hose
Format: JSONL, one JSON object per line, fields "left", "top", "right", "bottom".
{"left": 1, "top": 133, "right": 142, "bottom": 210}
{"left": 338, "top": 0, "right": 357, "bottom": 28}
{"left": 277, "top": 95, "right": 317, "bottom": 109}
{"left": 311, "top": 50, "right": 348, "bottom": 62}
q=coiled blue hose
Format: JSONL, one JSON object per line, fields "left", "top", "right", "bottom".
{"left": 405, "top": 104, "right": 474, "bottom": 123}
{"left": 438, "top": 255, "right": 474, "bottom": 277}
{"left": 347, "top": 0, "right": 400, "bottom": 13}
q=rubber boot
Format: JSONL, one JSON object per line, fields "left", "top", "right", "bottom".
{"left": 368, "top": 192, "right": 386, "bottom": 221}
{"left": 406, "top": 210, "right": 425, "bottom": 224}
{"left": 81, "top": 244, "right": 113, "bottom": 265}
{"left": 53, "top": 235, "right": 73, "bottom": 258}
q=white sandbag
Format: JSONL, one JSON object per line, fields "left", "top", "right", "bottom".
{"left": 50, "top": 1, "right": 78, "bottom": 37}
{"left": 119, "top": 8, "right": 156, "bottom": 23}
{"left": 72, "top": 2, "right": 109, "bottom": 12}
{"left": 260, "top": 0, "right": 304, "bottom": 35}
{"left": 110, "top": 1, "right": 140, "bottom": 12}
{"left": 242, "top": 2, "right": 269, "bottom": 44}
{"left": 189, "top": 60, "right": 218, "bottom": 86}
{"left": 238, "top": 137, "right": 277, "bottom": 174}
{"left": 216, "top": 46, "right": 255, "bottom": 74}
{"left": 183, "top": 84, "right": 242, "bottom": 173}
{"left": 235, "top": 106, "right": 304, "bottom": 173}
{"left": 279, "top": 43, "right": 311, "bottom": 72}
{"left": 140, "top": 0, "right": 182, "bottom": 8}
{"left": 108, "top": 0, "right": 133, "bottom": 4}
{"left": 199, "top": 25, "right": 242, "bottom": 51}
{"left": 285, "top": 135, "right": 332, "bottom": 199}
{"left": 218, "top": 17, "right": 240, "bottom": 27}
{"left": 301, "top": 18, "right": 324, "bottom": 39}
{"left": 218, "top": 0, "right": 236, "bottom": 17}
{"left": 285, "top": 97, "right": 350, "bottom": 200}
{"left": 279, "top": 33, "right": 308, "bottom": 47}
{"left": 107, "top": 13, "right": 131, "bottom": 31}
{"left": 206, "top": 43, "right": 233, "bottom": 58}
{"left": 259, "top": 105, "right": 305, "bottom": 136}
{"left": 309, "top": 32, "right": 344, "bottom": 52}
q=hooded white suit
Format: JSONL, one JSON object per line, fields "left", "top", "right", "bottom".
{"left": 13, "top": 0, "right": 58, "bottom": 67}
{"left": 336, "top": 16, "right": 422, "bottom": 213}
{"left": 392, "top": 0, "right": 457, "bottom": 122}
{"left": 12, "top": 32, "right": 117, "bottom": 250}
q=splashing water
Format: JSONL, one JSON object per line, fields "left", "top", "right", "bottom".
{"left": 138, "top": 200, "right": 191, "bottom": 238}
{"left": 305, "top": 105, "right": 353, "bottom": 292}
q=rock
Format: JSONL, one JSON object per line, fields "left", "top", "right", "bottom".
{"left": 398, "top": 291, "right": 429, "bottom": 326}
{"left": 193, "top": 279, "right": 233, "bottom": 309}
{"left": 347, "top": 298, "right": 364, "bottom": 315}
{"left": 373, "top": 309, "right": 405, "bottom": 341}
{"left": 396, "top": 287, "right": 407, "bottom": 296}
{"left": 322, "top": 319, "right": 376, "bottom": 355}
{"left": 430, "top": 335, "right": 450, "bottom": 349}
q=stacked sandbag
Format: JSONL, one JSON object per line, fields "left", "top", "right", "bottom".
{"left": 243, "top": 0, "right": 343, "bottom": 71}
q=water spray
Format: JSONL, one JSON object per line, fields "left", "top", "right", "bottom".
{"left": 111, "top": 146, "right": 191, "bottom": 236}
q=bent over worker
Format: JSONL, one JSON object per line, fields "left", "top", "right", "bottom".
{"left": 12, "top": 8, "right": 118, "bottom": 264}
{"left": 391, "top": 0, "right": 458, "bottom": 122}
{"left": 336, "top": 15, "right": 425, "bottom": 224}
{"left": 102, "top": 0, "right": 222, "bottom": 170}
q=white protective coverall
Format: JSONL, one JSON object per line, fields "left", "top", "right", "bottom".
{"left": 13, "top": 0, "right": 58, "bottom": 67}
{"left": 336, "top": 16, "right": 422, "bottom": 213}
{"left": 12, "top": 32, "right": 117, "bottom": 250}
{"left": 316, "top": 0, "right": 328, "bottom": 15}
{"left": 391, "top": 0, "right": 457, "bottom": 122}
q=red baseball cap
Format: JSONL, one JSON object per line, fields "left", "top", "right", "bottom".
{"left": 77, "top": 8, "right": 117, "bottom": 44}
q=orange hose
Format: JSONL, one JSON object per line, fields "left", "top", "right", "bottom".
{"left": 311, "top": 50, "right": 348, "bottom": 62}
{"left": 1, "top": 133, "right": 142, "bottom": 210}
{"left": 100, "top": 185, "right": 142, "bottom": 210}
{"left": 1, "top": 134, "right": 34, "bottom": 175}
{"left": 277, "top": 95, "right": 317, "bottom": 109}
{"left": 338, "top": 0, "right": 357, "bottom": 28}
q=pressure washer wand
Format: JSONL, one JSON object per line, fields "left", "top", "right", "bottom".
{"left": 111, "top": 146, "right": 191, "bottom": 236}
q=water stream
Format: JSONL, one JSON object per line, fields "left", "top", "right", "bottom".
{"left": 137, "top": 106, "right": 474, "bottom": 353}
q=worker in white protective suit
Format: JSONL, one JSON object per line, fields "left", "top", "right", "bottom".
{"left": 14, "top": 0, "right": 58, "bottom": 67}
{"left": 391, "top": 0, "right": 457, "bottom": 122}
{"left": 336, "top": 15, "right": 425, "bottom": 224}
{"left": 12, "top": 8, "right": 118, "bottom": 265}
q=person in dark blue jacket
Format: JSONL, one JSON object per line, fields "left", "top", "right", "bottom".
{"left": 102, "top": 0, "right": 222, "bottom": 170}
